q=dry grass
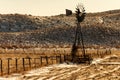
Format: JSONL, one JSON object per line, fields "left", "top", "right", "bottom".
{"left": 0, "top": 47, "right": 119, "bottom": 76}
{"left": 4, "top": 54, "right": 119, "bottom": 80}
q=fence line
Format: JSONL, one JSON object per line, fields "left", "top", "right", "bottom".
{"left": 0, "top": 49, "right": 112, "bottom": 76}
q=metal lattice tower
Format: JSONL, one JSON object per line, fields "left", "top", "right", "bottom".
{"left": 71, "top": 4, "right": 86, "bottom": 61}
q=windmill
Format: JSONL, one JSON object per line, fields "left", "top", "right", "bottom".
{"left": 67, "top": 4, "right": 92, "bottom": 63}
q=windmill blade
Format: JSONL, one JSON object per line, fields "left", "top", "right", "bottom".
{"left": 76, "top": 3, "right": 85, "bottom": 13}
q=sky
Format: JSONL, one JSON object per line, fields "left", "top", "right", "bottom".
{"left": 0, "top": 0, "right": 120, "bottom": 16}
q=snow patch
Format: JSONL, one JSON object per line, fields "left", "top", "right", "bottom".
{"left": 92, "top": 55, "right": 118, "bottom": 64}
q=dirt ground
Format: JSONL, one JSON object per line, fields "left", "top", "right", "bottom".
{"left": 0, "top": 48, "right": 119, "bottom": 80}
{"left": 0, "top": 54, "right": 120, "bottom": 80}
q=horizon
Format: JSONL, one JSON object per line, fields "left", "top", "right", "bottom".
{"left": 0, "top": 9, "right": 120, "bottom": 17}
{"left": 0, "top": 0, "right": 120, "bottom": 16}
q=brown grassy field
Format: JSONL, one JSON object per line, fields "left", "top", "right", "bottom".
{"left": 0, "top": 50, "right": 119, "bottom": 80}
{"left": 0, "top": 47, "right": 119, "bottom": 77}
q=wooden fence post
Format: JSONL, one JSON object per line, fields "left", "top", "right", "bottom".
{"left": 40, "top": 56, "right": 42, "bottom": 65}
{"left": 56, "top": 56, "right": 58, "bottom": 63}
{"left": 109, "top": 49, "right": 111, "bottom": 54}
{"left": 97, "top": 49, "right": 99, "bottom": 57}
{"left": 34, "top": 58, "right": 36, "bottom": 68}
{"left": 28, "top": 58, "right": 31, "bottom": 68}
{"left": 15, "top": 58, "right": 18, "bottom": 72}
{"left": 45, "top": 56, "right": 48, "bottom": 65}
{"left": 59, "top": 55, "right": 62, "bottom": 63}
{"left": 7, "top": 58, "right": 12, "bottom": 74}
{"left": 0, "top": 59, "right": 3, "bottom": 76}
{"left": 22, "top": 58, "right": 25, "bottom": 71}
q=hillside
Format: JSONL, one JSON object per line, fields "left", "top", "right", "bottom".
{"left": 0, "top": 9, "right": 120, "bottom": 48}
